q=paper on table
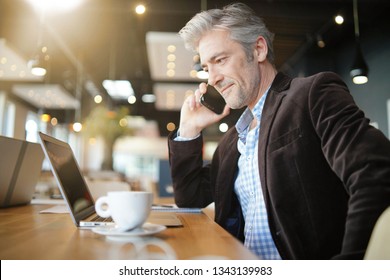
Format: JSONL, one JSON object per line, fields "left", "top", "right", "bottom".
{"left": 40, "top": 204, "right": 202, "bottom": 214}
{"left": 40, "top": 205, "right": 69, "bottom": 214}
{"left": 31, "top": 198, "right": 66, "bottom": 205}
{"left": 152, "top": 204, "right": 202, "bottom": 213}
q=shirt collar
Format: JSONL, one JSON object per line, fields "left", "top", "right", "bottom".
{"left": 235, "top": 87, "right": 270, "bottom": 135}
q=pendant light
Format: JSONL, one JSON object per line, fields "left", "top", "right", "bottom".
{"left": 28, "top": 46, "right": 48, "bottom": 76}
{"left": 28, "top": 7, "right": 49, "bottom": 77}
{"left": 350, "top": 0, "right": 368, "bottom": 84}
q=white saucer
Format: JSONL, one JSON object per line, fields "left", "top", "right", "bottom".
{"left": 92, "top": 223, "right": 166, "bottom": 237}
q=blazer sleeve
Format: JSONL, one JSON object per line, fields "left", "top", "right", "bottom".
{"left": 167, "top": 130, "right": 214, "bottom": 208}
{"left": 309, "top": 72, "right": 390, "bottom": 257}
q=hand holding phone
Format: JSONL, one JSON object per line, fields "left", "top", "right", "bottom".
{"left": 200, "top": 85, "right": 226, "bottom": 114}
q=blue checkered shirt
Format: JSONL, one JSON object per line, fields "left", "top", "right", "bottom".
{"left": 235, "top": 90, "right": 281, "bottom": 260}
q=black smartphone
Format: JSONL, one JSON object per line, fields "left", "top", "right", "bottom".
{"left": 200, "top": 85, "right": 226, "bottom": 114}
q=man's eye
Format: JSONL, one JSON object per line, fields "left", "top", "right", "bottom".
{"left": 216, "top": 57, "right": 226, "bottom": 64}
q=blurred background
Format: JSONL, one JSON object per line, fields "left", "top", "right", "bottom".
{"left": 1, "top": 0, "right": 389, "bottom": 195}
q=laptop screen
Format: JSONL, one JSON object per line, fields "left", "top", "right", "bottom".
{"left": 42, "top": 136, "right": 94, "bottom": 215}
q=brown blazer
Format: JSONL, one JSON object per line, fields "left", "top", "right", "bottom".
{"left": 168, "top": 72, "right": 390, "bottom": 259}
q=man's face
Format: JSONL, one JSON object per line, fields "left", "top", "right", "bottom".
{"left": 198, "top": 29, "right": 261, "bottom": 109}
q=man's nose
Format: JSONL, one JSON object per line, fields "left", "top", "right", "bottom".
{"left": 207, "top": 69, "right": 223, "bottom": 87}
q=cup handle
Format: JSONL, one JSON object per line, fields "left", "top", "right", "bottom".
{"left": 95, "top": 196, "right": 111, "bottom": 218}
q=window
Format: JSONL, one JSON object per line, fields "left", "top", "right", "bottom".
{"left": 0, "top": 92, "right": 4, "bottom": 133}
{"left": 25, "top": 111, "right": 39, "bottom": 142}
{"left": 387, "top": 99, "right": 390, "bottom": 139}
{"left": 2, "top": 99, "right": 15, "bottom": 137}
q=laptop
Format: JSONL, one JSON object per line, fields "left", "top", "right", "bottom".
{"left": 0, "top": 135, "right": 44, "bottom": 208}
{"left": 38, "top": 132, "right": 182, "bottom": 228}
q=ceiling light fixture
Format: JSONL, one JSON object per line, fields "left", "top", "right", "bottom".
{"left": 135, "top": 4, "right": 146, "bottom": 15}
{"left": 128, "top": 95, "right": 137, "bottom": 104}
{"left": 28, "top": 5, "right": 49, "bottom": 77}
{"left": 28, "top": 46, "right": 48, "bottom": 76}
{"left": 196, "top": 69, "right": 209, "bottom": 80}
{"left": 94, "top": 94, "right": 103, "bottom": 104}
{"left": 73, "top": 122, "right": 83, "bottom": 132}
{"left": 193, "top": 54, "right": 209, "bottom": 80}
{"left": 334, "top": 14, "right": 344, "bottom": 25}
{"left": 316, "top": 35, "right": 325, "bottom": 48}
{"left": 103, "top": 80, "right": 135, "bottom": 99}
{"left": 26, "top": 0, "right": 84, "bottom": 12}
{"left": 142, "top": 94, "right": 156, "bottom": 103}
{"left": 350, "top": 0, "right": 368, "bottom": 85}
{"left": 350, "top": 42, "right": 369, "bottom": 85}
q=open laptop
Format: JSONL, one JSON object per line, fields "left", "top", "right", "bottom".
{"left": 0, "top": 135, "right": 44, "bottom": 208}
{"left": 38, "top": 132, "right": 182, "bottom": 228}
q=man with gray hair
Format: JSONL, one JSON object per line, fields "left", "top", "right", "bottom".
{"left": 168, "top": 2, "right": 390, "bottom": 259}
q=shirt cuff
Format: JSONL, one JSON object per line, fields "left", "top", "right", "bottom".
{"left": 174, "top": 129, "right": 201, "bottom": 141}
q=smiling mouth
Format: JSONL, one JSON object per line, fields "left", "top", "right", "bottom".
{"left": 220, "top": 84, "right": 234, "bottom": 95}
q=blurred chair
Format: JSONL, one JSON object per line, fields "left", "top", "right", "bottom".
{"left": 364, "top": 207, "right": 390, "bottom": 259}
{"left": 158, "top": 160, "right": 174, "bottom": 197}
{"left": 86, "top": 170, "right": 123, "bottom": 181}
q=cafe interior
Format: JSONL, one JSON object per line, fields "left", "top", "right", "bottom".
{"left": 0, "top": 0, "right": 390, "bottom": 260}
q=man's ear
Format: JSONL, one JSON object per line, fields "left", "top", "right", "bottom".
{"left": 254, "top": 36, "right": 268, "bottom": 62}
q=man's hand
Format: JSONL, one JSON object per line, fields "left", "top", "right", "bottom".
{"left": 178, "top": 83, "right": 230, "bottom": 138}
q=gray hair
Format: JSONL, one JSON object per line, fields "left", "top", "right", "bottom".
{"left": 179, "top": 2, "right": 275, "bottom": 65}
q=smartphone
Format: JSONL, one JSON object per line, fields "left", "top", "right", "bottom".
{"left": 200, "top": 85, "right": 226, "bottom": 114}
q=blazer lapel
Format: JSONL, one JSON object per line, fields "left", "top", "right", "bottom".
{"left": 258, "top": 73, "right": 292, "bottom": 207}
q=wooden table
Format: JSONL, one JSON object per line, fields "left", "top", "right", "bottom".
{"left": 0, "top": 204, "right": 257, "bottom": 260}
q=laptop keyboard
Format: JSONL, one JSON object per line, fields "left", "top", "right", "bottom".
{"left": 91, "top": 215, "right": 113, "bottom": 222}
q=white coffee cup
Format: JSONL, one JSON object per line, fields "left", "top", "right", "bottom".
{"left": 95, "top": 191, "right": 153, "bottom": 231}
